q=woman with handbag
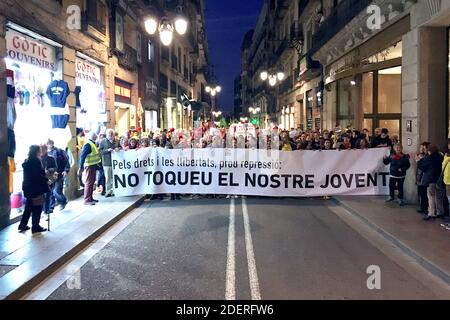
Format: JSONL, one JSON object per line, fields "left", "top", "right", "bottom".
{"left": 18, "top": 145, "right": 50, "bottom": 233}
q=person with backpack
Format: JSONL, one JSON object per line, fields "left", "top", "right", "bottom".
{"left": 47, "top": 139, "right": 69, "bottom": 211}
{"left": 383, "top": 143, "right": 411, "bottom": 206}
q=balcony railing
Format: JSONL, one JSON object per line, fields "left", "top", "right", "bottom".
{"left": 311, "top": 0, "right": 372, "bottom": 55}
{"left": 118, "top": 44, "right": 137, "bottom": 71}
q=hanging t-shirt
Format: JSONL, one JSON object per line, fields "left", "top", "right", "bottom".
{"left": 46, "top": 80, "right": 70, "bottom": 108}
{"left": 6, "top": 69, "right": 16, "bottom": 130}
{"left": 74, "top": 86, "right": 81, "bottom": 108}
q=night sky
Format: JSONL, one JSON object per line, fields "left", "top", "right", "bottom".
{"left": 204, "top": 0, "right": 263, "bottom": 112}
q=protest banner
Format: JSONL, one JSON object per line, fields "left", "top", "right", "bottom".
{"left": 112, "top": 148, "right": 390, "bottom": 197}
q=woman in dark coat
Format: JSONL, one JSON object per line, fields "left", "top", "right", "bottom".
{"left": 18, "top": 145, "right": 50, "bottom": 233}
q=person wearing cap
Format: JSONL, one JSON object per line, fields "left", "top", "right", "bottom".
{"left": 78, "top": 131, "right": 101, "bottom": 205}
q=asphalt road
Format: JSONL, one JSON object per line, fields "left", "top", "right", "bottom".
{"left": 45, "top": 197, "right": 449, "bottom": 300}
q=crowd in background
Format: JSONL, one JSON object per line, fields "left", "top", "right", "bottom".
{"left": 17, "top": 124, "right": 450, "bottom": 234}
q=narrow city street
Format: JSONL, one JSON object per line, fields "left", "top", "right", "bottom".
{"left": 22, "top": 197, "right": 450, "bottom": 300}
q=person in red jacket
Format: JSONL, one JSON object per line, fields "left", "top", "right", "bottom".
{"left": 383, "top": 144, "right": 411, "bottom": 206}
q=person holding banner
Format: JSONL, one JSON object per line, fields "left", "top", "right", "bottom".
{"left": 78, "top": 131, "right": 101, "bottom": 206}
{"left": 383, "top": 144, "right": 411, "bottom": 206}
{"left": 99, "top": 129, "right": 118, "bottom": 198}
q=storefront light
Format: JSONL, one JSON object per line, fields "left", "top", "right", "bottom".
{"left": 350, "top": 80, "right": 356, "bottom": 86}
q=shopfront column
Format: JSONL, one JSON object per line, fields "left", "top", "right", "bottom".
{"left": 63, "top": 47, "right": 79, "bottom": 200}
{"left": 0, "top": 16, "right": 10, "bottom": 229}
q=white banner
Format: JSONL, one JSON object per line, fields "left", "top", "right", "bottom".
{"left": 111, "top": 148, "right": 391, "bottom": 197}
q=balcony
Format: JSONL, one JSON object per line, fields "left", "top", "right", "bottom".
{"left": 311, "top": 0, "right": 372, "bottom": 55}
{"left": 117, "top": 44, "right": 137, "bottom": 71}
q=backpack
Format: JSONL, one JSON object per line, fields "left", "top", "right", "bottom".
{"left": 55, "top": 148, "right": 69, "bottom": 173}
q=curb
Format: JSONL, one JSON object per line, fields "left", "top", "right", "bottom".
{"left": 4, "top": 196, "right": 146, "bottom": 300}
{"left": 332, "top": 197, "right": 450, "bottom": 286}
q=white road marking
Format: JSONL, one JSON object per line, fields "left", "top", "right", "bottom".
{"left": 242, "top": 197, "right": 262, "bottom": 300}
{"left": 225, "top": 198, "right": 236, "bottom": 300}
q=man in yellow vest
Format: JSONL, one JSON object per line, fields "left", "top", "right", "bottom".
{"left": 78, "top": 131, "right": 101, "bottom": 205}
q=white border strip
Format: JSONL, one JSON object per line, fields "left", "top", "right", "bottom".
{"left": 225, "top": 198, "right": 236, "bottom": 300}
{"left": 242, "top": 197, "right": 261, "bottom": 300}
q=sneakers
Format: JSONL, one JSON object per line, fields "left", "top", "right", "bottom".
{"left": 385, "top": 197, "right": 395, "bottom": 203}
{"left": 59, "top": 202, "right": 67, "bottom": 211}
{"left": 84, "top": 201, "right": 96, "bottom": 206}
{"left": 398, "top": 199, "right": 405, "bottom": 207}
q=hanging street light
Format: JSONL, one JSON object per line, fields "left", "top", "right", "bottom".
{"left": 144, "top": 5, "right": 189, "bottom": 46}
{"left": 260, "top": 68, "right": 285, "bottom": 87}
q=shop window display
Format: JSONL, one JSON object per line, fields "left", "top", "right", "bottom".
{"left": 5, "top": 29, "right": 70, "bottom": 204}
{"left": 75, "top": 57, "right": 106, "bottom": 133}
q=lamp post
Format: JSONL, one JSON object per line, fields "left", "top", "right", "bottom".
{"left": 260, "top": 68, "right": 285, "bottom": 87}
{"left": 144, "top": 5, "right": 188, "bottom": 46}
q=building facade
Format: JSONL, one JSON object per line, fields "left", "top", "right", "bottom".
{"left": 0, "top": 0, "right": 210, "bottom": 230}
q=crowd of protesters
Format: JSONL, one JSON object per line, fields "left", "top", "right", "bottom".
{"left": 18, "top": 124, "right": 450, "bottom": 233}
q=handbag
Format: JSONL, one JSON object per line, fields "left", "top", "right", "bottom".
{"left": 31, "top": 194, "right": 45, "bottom": 206}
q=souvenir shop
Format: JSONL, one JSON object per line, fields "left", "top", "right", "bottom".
{"left": 5, "top": 25, "right": 69, "bottom": 196}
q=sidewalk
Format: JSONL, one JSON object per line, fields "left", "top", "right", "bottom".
{"left": 334, "top": 196, "right": 450, "bottom": 285}
{"left": 0, "top": 194, "right": 145, "bottom": 299}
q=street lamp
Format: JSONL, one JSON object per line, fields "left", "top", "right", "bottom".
{"left": 261, "top": 69, "right": 285, "bottom": 87}
{"left": 205, "top": 85, "right": 222, "bottom": 97}
{"left": 144, "top": 6, "right": 188, "bottom": 46}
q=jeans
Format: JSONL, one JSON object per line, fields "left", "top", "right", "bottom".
{"left": 84, "top": 165, "right": 97, "bottom": 203}
{"left": 43, "top": 189, "right": 53, "bottom": 213}
{"left": 389, "top": 177, "right": 405, "bottom": 200}
{"left": 427, "top": 183, "right": 437, "bottom": 217}
{"left": 51, "top": 175, "right": 67, "bottom": 207}
{"left": 19, "top": 198, "right": 43, "bottom": 230}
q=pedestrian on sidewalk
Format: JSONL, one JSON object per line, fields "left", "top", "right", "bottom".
{"left": 417, "top": 144, "right": 443, "bottom": 221}
{"left": 40, "top": 144, "right": 57, "bottom": 215}
{"left": 18, "top": 145, "right": 50, "bottom": 233}
{"left": 99, "top": 129, "right": 118, "bottom": 198}
{"left": 416, "top": 142, "right": 430, "bottom": 214}
{"left": 47, "top": 139, "right": 69, "bottom": 211}
{"left": 78, "top": 131, "right": 101, "bottom": 206}
{"left": 95, "top": 134, "right": 106, "bottom": 195}
{"left": 383, "top": 143, "right": 411, "bottom": 206}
